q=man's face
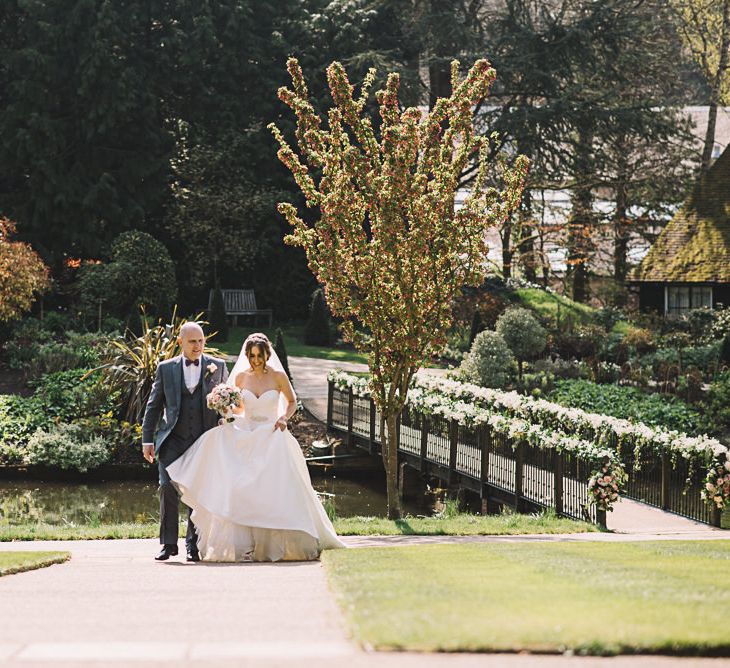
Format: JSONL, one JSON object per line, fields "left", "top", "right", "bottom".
{"left": 178, "top": 328, "right": 205, "bottom": 360}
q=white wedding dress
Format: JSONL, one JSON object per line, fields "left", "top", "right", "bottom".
{"left": 166, "top": 388, "right": 345, "bottom": 562}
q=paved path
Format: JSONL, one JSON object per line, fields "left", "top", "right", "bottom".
{"left": 1, "top": 538, "right": 729, "bottom": 667}
{"left": 287, "top": 355, "right": 724, "bottom": 537}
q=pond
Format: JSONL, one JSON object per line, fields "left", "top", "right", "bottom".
{"left": 0, "top": 473, "right": 437, "bottom": 525}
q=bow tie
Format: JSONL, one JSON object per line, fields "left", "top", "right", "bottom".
{"left": 184, "top": 358, "right": 200, "bottom": 367}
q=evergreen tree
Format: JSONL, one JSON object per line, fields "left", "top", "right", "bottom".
{"left": 274, "top": 328, "right": 292, "bottom": 379}
{"left": 304, "top": 288, "right": 332, "bottom": 347}
{"left": 0, "top": 0, "right": 173, "bottom": 264}
{"left": 469, "top": 309, "right": 484, "bottom": 346}
{"left": 208, "top": 287, "right": 229, "bottom": 344}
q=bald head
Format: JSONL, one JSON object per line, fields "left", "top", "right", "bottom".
{"left": 178, "top": 322, "right": 205, "bottom": 361}
{"left": 179, "top": 322, "right": 204, "bottom": 340}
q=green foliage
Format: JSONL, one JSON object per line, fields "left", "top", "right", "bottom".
{"left": 78, "top": 231, "right": 177, "bottom": 327}
{"left": 512, "top": 288, "right": 594, "bottom": 329}
{"left": 3, "top": 318, "right": 52, "bottom": 370}
{"left": 0, "top": 1, "right": 173, "bottom": 262}
{"left": 549, "top": 379, "right": 703, "bottom": 435}
{"left": 274, "top": 327, "right": 291, "bottom": 379}
{"left": 468, "top": 309, "right": 484, "bottom": 345}
{"left": 721, "top": 335, "right": 730, "bottom": 366}
{"left": 458, "top": 331, "right": 515, "bottom": 389}
{"left": 495, "top": 307, "right": 547, "bottom": 377}
{"left": 0, "top": 395, "right": 49, "bottom": 463}
{"left": 551, "top": 324, "right": 606, "bottom": 361}
{"left": 703, "top": 371, "right": 730, "bottom": 437}
{"left": 4, "top": 320, "right": 108, "bottom": 378}
{"left": 639, "top": 343, "right": 721, "bottom": 377}
{"left": 31, "top": 370, "right": 116, "bottom": 422}
{"left": 24, "top": 423, "right": 110, "bottom": 472}
{"left": 304, "top": 288, "right": 332, "bottom": 347}
{"left": 208, "top": 288, "right": 228, "bottom": 344}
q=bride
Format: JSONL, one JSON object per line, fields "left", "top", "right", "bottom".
{"left": 166, "top": 333, "right": 345, "bottom": 562}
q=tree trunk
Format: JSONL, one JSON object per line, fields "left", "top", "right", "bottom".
{"left": 383, "top": 412, "right": 402, "bottom": 519}
{"left": 613, "top": 151, "right": 629, "bottom": 307}
{"left": 567, "top": 123, "right": 594, "bottom": 304}
{"left": 518, "top": 191, "right": 537, "bottom": 282}
{"left": 502, "top": 215, "right": 513, "bottom": 279}
{"left": 428, "top": 61, "right": 451, "bottom": 109}
{"left": 702, "top": 0, "right": 730, "bottom": 173}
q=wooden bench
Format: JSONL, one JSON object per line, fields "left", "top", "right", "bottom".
{"left": 208, "top": 289, "right": 272, "bottom": 327}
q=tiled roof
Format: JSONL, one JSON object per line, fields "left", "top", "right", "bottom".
{"left": 634, "top": 144, "right": 730, "bottom": 283}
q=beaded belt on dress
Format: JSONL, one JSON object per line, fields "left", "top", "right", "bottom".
{"left": 247, "top": 415, "right": 269, "bottom": 422}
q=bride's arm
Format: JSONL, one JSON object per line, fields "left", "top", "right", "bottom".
{"left": 231, "top": 373, "right": 245, "bottom": 415}
{"left": 274, "top": 372, "right": 297, "bottom": 430}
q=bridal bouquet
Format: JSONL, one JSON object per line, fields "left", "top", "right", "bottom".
{"left": 207, "top": 384, "right": 242, "bottom": 422}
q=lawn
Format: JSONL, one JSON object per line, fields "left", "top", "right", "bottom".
{"left": 514, "top": 287, "right": 630, "bottom": 334}
{"left": 210, "top": 324, "right": 368, "bottom": 364}
{"left": 333, "top": 510, "right": 597, "bottom": 535}
{"left": 0, "top": 511, "right": 595, "bottom": 541}
{"left": 514, "top": 287, "right": 595, "bottom": 325}
{"left": 0, "top": 551, "right": 70, "bottom": 576}
{"left": 323, "top": 540, "right": 730, "bottom": 655}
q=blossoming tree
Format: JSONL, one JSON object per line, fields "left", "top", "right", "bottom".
{"left": 270, "top": 58, "right": 529, "bottom": 518}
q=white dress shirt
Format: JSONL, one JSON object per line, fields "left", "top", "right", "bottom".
{"left": 183, "top": 356, "right": 202, "bottom": 393}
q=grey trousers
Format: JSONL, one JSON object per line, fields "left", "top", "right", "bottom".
{"left": 157, "top": 435, "right": 198, "bottom": 549}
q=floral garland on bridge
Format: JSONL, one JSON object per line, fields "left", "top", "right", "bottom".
{"left": 328, "top": 369, "right": 730, "bottom": 511}
{"left": 411, "top": 375, "right": 730, "bottom": 510}
{"left": 329, "top": 370, "right": 624, "bottom": 512}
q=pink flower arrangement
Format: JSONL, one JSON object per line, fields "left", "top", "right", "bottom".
{"left": 206, "top": 384, "right": 242, "bottom": 422}
{"left": 702, "top": 457, "right": 730, "bottom": 509}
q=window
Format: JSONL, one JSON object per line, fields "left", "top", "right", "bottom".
{"left": 665, "top": 285, "right": 713, "bottom": 315}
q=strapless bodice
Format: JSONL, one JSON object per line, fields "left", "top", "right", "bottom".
{"left": 239, "top": 388, "right": 280, "bottom": 422}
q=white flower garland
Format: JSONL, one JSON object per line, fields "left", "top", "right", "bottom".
{"left": 329, "top": 370, "right": 625, "bottom": 512}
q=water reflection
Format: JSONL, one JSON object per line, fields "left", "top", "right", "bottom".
{"left": 0, "top": 474, "right": 435, "bottom": 525}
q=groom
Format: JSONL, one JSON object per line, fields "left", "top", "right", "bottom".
{"left": 141, "top": 322, "right": 229, "bottom": 561}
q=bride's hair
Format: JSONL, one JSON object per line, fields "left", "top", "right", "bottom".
{"left": 244, "top": 333, "right": 272, "bottom": 361}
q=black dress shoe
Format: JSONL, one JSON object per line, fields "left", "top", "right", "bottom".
{"left": 186, "top": 548, "right": 200, "bottom": 562}
{"left": 155, "top": 544, "right": 178, "bottom": 561}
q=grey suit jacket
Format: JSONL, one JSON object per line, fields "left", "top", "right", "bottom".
{"left": 141, "top": 354, "right": 229, "bottom": 452}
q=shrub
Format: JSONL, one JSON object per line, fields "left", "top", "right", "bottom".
{"left": 304, "top": 288, "right": 332, "bottom": 346}
{"left": 721, "top": 335, "right": 730, "bottom": 367}
{"left": 548, "top": 379, "right": 704, "bottom": 435}
{"left": 531, "top": 357, "right": 591, "bottom": 380}
{"left": 40, "top": 310, "right": 73, "bottom": 335}
{"left": 551, "top": 324, "right": 604, "bottom": 361}
{"left": 208, "top": 287, "right": 229, "bottom": 343}
{"left": 4, "top": 323, "right": 108, "bottom": 377}
{"left": 683, "top": 307, "right": 716, "bottom": 341}
{"left": 274, "top": 328, "right": 292, "bottom": 379}
{"left": 3, "top": 318, "right": 52, "bottom": 370}
{"left": 710, "top": 307, "right": 730, "bottom": 341}
{"left": 622, "top": 327, "right": 656, "bottom": 355}
{"left": 31, "top": 369, "right": 116, "bottom": 422}
{"left": 458, "top": 330, "right": 515, "bottom": 388}
{"left": 0, "top": 395, "right": 50, "bottom": 463}
{"left": 594, "top": 306, "right": 623, "bottom": 332}
{"left": 704, "top": 371, "right": 730, "bottom": 438}
{"left": 24, "top": 423, "right": 110, "bottom": 472}
{"left": 495, "top": 307, "right": 546, "bottom": 379}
